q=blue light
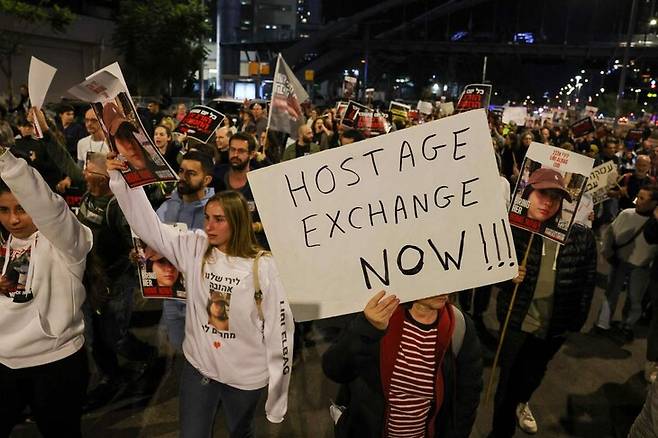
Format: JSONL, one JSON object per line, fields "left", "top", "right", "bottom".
{"left": 514, "top": 32, "right": 534, "bottom": 44}
{"left": 450, "top": 31, "right": 468, "bottom": 42}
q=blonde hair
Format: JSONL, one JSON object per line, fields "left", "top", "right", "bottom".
{"left": 202, "top": 191, "right": 263, "bottom": 267}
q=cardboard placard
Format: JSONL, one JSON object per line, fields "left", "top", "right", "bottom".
{"left": 248, "top": 109, "right": 518, "bottom": 320}
{"left": 585, "top": 161, "right": 619, "bottom": 205}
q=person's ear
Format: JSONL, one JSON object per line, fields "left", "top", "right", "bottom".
{"left": 203, "top": 174, "right": 212, "bottom": 187}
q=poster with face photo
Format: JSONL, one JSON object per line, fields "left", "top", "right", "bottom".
{"left": 509, "top": 143, "right": 594, "bottom": 244}
{"left": 68, "top": 70, "right": 177, "bottom": 188}
{"left": 133, "top": 223, "right": 187, "bottom": 300}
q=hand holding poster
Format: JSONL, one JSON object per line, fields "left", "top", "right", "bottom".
{"left": 175, "top": 105, "right": 225, "bottom": 143}
{"left": 509, "top": 143, "right": 594, "bottom": 244}
{"left": 585, "top": 161, "right": 619, "bottom": 205}
{"left": 248, "top": 109, "right": 518, "bottom": 320}
{"left": 68, "top": 69, "right": 177, "bottom": 188}
{"left": 456, "top": 84, "right": 492, "bottom": 113}
{"left": 134, "top": 224, "right": 187, "bottom": 300}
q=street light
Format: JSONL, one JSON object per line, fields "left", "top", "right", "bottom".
{"left": 650, "top": 18, "right": 657, "bottom": 26}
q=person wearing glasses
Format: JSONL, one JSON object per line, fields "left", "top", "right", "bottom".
{"left": 212, "top": 132, "right": 268, "bottom": 249}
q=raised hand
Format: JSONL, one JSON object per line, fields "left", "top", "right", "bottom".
{"left": 106, "top": 152, "right": 128, "bottom": 172}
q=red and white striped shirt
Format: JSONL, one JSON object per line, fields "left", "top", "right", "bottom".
{"left": 386, "top": 316, "right": 438, "bottom": 438}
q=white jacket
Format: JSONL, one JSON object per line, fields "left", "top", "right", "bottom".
{"left": 109, "top": 172, "right": 294, "bottom": 423}
{"left": 0, "top": 151, "right": 92, "bottom": 368}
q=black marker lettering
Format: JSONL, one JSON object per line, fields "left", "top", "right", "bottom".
{"left": 434, "top": 185, "right": 454, "bottom": 208}
{"left": 315, "top": 165, "right": 336, "bottom": 194}
{"left": 421, "top": 133, "right": 446, "bottom": 160}
{"left": 368, "top": 200, "right": 388, "bottom": 226}
{"left": 340, "top": 157, "right": 361, "bottom": 186}
{"left": 285, "top": 172, "right": 311, "bottom": 208}
{"left": 461, "top": 177, "right": 479, "bottom": 207}
{"left": 397, "top": 245, "right": 424, "bottom": 275}
{"left": 348, "top": 206, "right": 364, "bottom": 229}
{"left": 360, "top": 249, "right": 390, "bottom": 289}
{"left": 301, "top": 214, "right": 320, "bottom": 248}
{"left": 453, "top": 127, "right": 470, "bottom": 161}
{"left": 363, "top": 148, "right": 384, "bottom": 176}
{"left": 394, "top": 195, "right": 408, "bottom": 224}
{"left": 327, "top": 210, "right": 346, "bottom": 238}
{"left": 399, "top": 140, "right": 415, "bottom": 172}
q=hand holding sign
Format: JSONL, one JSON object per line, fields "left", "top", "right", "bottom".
{"left": 364, "top": 290, "right": 399, "bottom": 330}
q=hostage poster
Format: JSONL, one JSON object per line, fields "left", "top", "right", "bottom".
{"left": 68, "top": 69, "right": 177, "bottom": 188}
{"left": 509, "top": 143, "right": 594, "bottom": 244}
{"left": 456, "top": 84, "right": 492, "bottom": 113}
{"left": 175, "top": 105, "right": 225, "bottom": 143}
{"left": 133, "top": 223, "right": 187, "bottom": 300}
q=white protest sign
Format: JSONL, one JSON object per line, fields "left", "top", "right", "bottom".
{"left": 28, "top": 57, "right": 57, "bottom": 109}
{"left": 502, "top": 106, "right": 528, "bottom": 125}
{"left": 585, "top": 161, "right": 618, "bottom": 205}
{"left": 417, "top": 100, "right": 433, "bottom": 115}
{"left": 439, "top": 102, "right": 454, "bottom": 116}
{"left": 248, "top": 109, "right": 518, "bottom": 320}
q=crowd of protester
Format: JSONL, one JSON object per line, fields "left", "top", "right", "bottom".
{"left": 0, "top": 88, "right": 657, "bottom": 438}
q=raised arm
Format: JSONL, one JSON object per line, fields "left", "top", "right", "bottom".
{"left": 107, "top": 157, "right": 201, "bottom": 271}
{"left": 0, "top": 149, "right": 92, "bottom": 264}
{"left": 33, "top": 108, "right": 84, "bottom": 187}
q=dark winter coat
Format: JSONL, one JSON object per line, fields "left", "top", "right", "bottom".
{"left": 322, "top": 303, "right": 483, "bottom": 438}
{"left": 496, "top": 224, "right": 597, "bottom": 336}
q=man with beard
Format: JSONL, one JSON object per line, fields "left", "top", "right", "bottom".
{"left": 281, "top": 124, "right": 321, "bottom": 161}
{"left": 213, "top": 132, "right": 268, "bottom": 248}
{"left": 156, "top": 151, "right": 214, "bottom": 351}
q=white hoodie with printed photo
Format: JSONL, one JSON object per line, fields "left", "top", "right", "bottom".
{"left": 109, "top": 172, "right": 294, "bottom": 423}
{"left": 0, "top": 151, "right": 92, "bottom": 369}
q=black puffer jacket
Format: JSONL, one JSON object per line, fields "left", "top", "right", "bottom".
{"left": 497, "top": 224, "right": 597, "bottom": 336}
{"left": 322, "top": 304, "right": 482, "bottom": 438}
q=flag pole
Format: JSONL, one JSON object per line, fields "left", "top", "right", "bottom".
{"left": 485, "top": 233, "right": 534, "bottom": 403}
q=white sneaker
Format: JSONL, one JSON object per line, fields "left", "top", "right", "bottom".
{"left": 516, "top": 402, "right": 538, "bottom": 434}
{"left": 645, "top": 362, "right": 658, "bottom": 383}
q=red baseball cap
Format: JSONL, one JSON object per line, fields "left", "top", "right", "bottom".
{"left": 527, "top": 168, "right": 572, "bottom": 202}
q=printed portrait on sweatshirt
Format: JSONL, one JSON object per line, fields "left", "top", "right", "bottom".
{"left": 207, "top": 291, "right": 231, "bottom": 331}
{"left": 0, "top": 243, "right": 33, "bottom": 303}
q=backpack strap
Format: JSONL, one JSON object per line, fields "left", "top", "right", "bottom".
{"left": 253, "top": 250, "right": 266, "bottom": 321}
{"left": 105, "top": 195, "right": 118, "bottom": 227}
{"left": 451, "top": 305, "right": 466, "bottom": 356}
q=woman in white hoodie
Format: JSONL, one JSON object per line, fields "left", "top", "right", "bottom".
{"left": 0, "top": 142, "right": 93, "bottom": 437}
{"left": 107, "top": 154, "right": 294, "bottom": 437}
